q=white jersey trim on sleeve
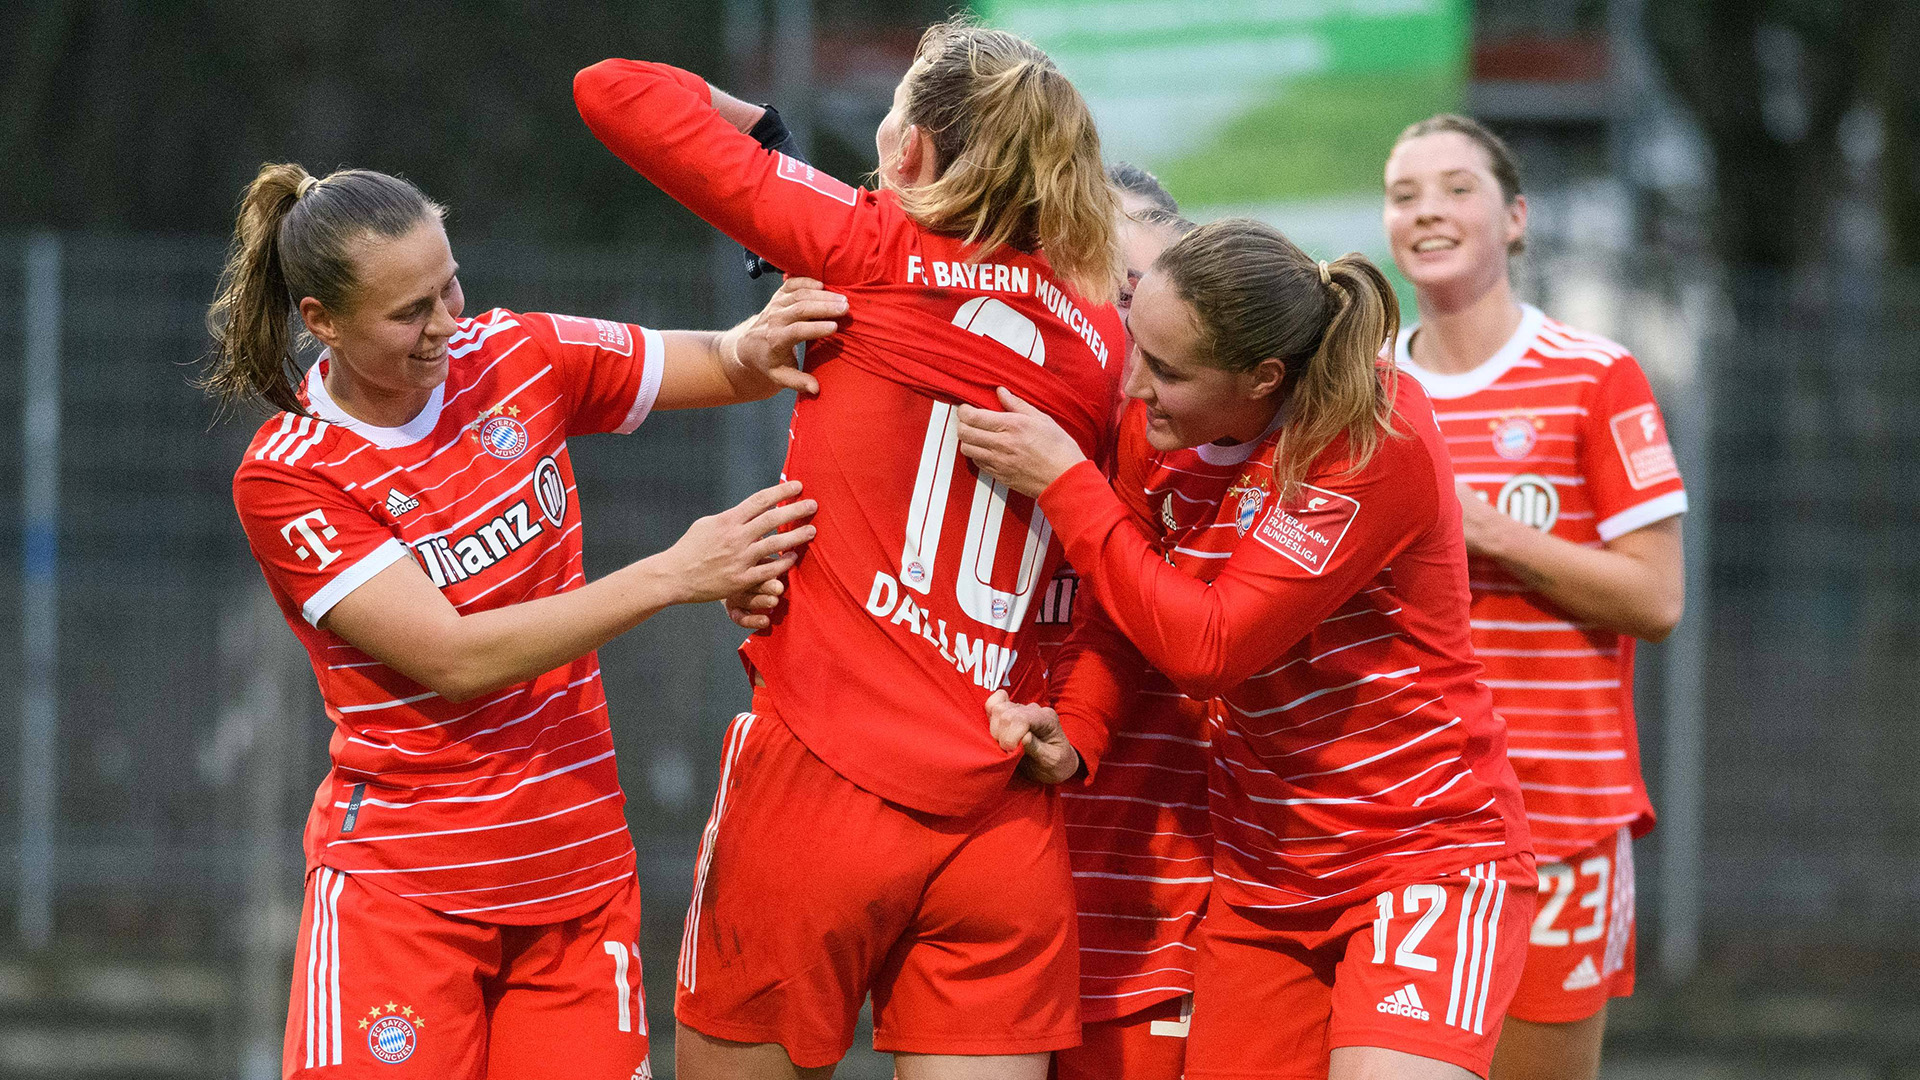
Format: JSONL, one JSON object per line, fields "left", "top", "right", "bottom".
{"left": 303, "top": 537, "right": 411, "bottom": 627}
{"left": 1596, "top": 489, "right": 1688, "bottom": 543}
{"left": 615, "top": 327, "right": 666, "bottom": 435}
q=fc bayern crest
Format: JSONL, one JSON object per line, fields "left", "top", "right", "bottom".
{"left": 1234, "top": 487, "right": 1266, "bottom": 535}
{"left": 1490, "top": 416, "right": 1540, "bottom": 460}
{"left": 367, "top": 1014, "right": 417, "bottom": 1064}
{"left": 478, "top": 415, "right": 530, "bottom": 460}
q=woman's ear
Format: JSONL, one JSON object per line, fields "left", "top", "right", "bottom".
{"left": 300, "top": 296, "right": 340, "bottom": 351}
{"left": 1505, "top": 193, "right": 1528, "bottom": 251}
{"left": 897, "top": 124, "right": 941, "bottom": 189}
{"left": 1246, "top": 356, "right": 1287, "bottom": 400}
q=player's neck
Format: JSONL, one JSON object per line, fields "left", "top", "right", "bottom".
{"left": 1409, "top": 279, "right": 1523, "bottom": 377}
{"left": 323, "top": 359, "right": 437, "bottom": 429}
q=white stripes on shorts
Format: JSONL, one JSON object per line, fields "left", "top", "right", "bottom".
{"left": 677, "top": 713, "right": 757, "bottom": 994}
{"left": 1444, "top": 861, "right": 1509, "bottom": 1036}
{"left": 304, "top": 867, "right": 348, "bottom": 1069}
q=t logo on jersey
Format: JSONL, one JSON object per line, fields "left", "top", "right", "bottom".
{"left": 281, "top": 510, "right": 343, "bottom": 569}
{"left": 1251, "top": 485, "right": 1360, "bottom": 575}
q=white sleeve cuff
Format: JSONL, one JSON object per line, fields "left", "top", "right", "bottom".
{"left": 614, "top": 327, "right": 666, "bottom": 435}
{"left": 302, "top": 538, "right": 411, "bottom": 626}
{"left": 1597, "top": 490, "right": 1689, "bottom": 542}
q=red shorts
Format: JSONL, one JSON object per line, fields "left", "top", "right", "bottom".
{"left": 1187, "top": 856, "right": 1535, "bottom": 1080}
{"left": 1508, "top": 827, "right": 1637, "bottom": 1023}
{"left": 675, "top": 703, "right": 1079, "bottom": 1068}
{"left": 282, "top": 866, "right": 651, "bottom": 1079}
{"left": 1052, "top": 994, "right": 1189, "bottom": 1080}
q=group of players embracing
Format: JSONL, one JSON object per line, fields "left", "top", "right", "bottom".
{"left": 208, "top": 14, "right": 1686, "bottom": 1080}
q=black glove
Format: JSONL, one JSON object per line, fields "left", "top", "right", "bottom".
{"left": 744, "top": 105, "right": 804, "bottom": 279}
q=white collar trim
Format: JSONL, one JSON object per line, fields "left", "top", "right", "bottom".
{"left": 1395, "top": 304, "right": 1545, "bottom": 400}
{"left": 1194, "top": 406, "right": 1287, "bottom": 466}
{"left": 305, "top": 355, "right": 445, "bottom": 450}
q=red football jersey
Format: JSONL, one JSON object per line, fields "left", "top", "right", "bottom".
{"left": 1397, "top": 306, "right": 1686, "bottom": 859}
{"left": 576, "top": 60, "right": 1124, "bottom": 817}
{"left": 233, "top": 308, "right": 663, "bottom": 924}
{"left": 1043, "top": 518, "right": 1217, "bottom": 1020}
{"left": 1045, "top": 379, "right": 1532, "bottom": 913}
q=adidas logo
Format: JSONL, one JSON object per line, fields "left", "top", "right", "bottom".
{"left": 386, "top": 488, "right": 420, "bottom": 518}
{"left": 1377, "top": 984, "right": 1430, "bottom": 1021}
{"left": 1562, "top": 955, "right": 1602, "bottom": 991}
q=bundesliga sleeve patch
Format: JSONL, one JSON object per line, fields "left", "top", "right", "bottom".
{"left": 546, "top": 313, "right": 633, "bottom": 357}
{"left": 1608, "top": 404, "right": 1679, "bottom": 489}
{"left": 776, "top": 153, "right": 859, "bottom": 206}
{"left": 1250, "top": 484, "right": 1360, "bottom": 575}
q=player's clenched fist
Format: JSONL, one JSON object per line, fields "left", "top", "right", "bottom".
{"left": 987, "top": 690, "right": 1082, "bottom": 784}
{"left": 662, "top": 480, "right": 817, "bottom": 604}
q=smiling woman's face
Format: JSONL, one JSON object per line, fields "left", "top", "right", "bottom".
{"left": 1121, "top": 270, "right": 1280, "bottom": 452}
{"left": 310, "top": 217, "right": 464, "bottom": 399}
{"left": 1382, "top": 130, "right": 1524, "bottom": 299}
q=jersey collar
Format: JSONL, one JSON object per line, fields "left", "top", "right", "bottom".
{"left": 1194, "top": 404, "right": 1287, "bottom": 466}
{"left": 1395, "top": 303, "right": 1545, "bottom": 400}
{"left": 304, "top": 354, "right": 445, "bottom": 449}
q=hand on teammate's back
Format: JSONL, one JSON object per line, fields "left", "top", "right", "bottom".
{"left": 660, "top": 480, "right": 817, "bottom": 605}
{"left": 956, "top": 387, "right": 1089, "bottom": 499}
{"left": 721, "top": 576, "right": 785, "bottom": 631}
{"left": 720, "top": 276, "right": 847, "bottom": 397}
{"left": 986, "top": 691, "right": 1082, "bottom": 784}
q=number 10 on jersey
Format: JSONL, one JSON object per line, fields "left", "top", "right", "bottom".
{"left": 899, "top": 400, "right": 1053, "bottom": 635}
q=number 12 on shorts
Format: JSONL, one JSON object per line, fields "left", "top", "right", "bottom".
{"left": 1372, "top": 884, "right": 1447, "bottom": 971}
{"left": 602, "top": 941, "right": 647, "bottom": 1035}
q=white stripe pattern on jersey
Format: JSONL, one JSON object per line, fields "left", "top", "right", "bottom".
{"left": 256, "top": 413, "right": 298, "bottom": 460}
{"left": 679, "top": 712, "right": 757, "bottom": 994}
{"left": 304, "top": 867, "right": 347, "bottom": 1069}
{"left": 281, "top": 420, "right": 332, "bottom": 466}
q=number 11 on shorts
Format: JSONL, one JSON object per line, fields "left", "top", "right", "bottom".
{"left": 602, "top": 941, "right": 647, "bottom": 1035}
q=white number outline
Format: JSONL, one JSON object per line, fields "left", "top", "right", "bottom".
{"left": 1572, "top": 855, "right": 1611, "bottom": 945}
{"left": 897, "top": 298, "right": 1056, "bottom": 635}
{"left": 1370, "top": 884, "right": 1447, "bottom": 972}
{"left": 602, "top": 940, "right": 646, "bottom": 1035}
{"left": 1396, "top": 883, "right": 1447, "bottom": 972}
{"left": 1531, "top": 862, "right": 1576, "bottom": 946}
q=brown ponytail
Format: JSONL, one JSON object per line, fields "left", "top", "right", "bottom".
{"left": 1153, "top": 219, "right": 1402, "bottom": 499}
{"left": 204, "top": 163, "right": 444, "bottom": 415}
{"left": 892, "top": 15, "right": 1121, "bottom": 303}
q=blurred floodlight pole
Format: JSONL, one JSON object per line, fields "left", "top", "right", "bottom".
{"left": 18, "top": 232, "right": 63, "bottom": 951}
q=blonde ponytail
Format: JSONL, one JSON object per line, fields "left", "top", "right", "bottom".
{"left": 892, "top": 16, "right": 1121, "bottom": 302}
{"left": 1154, "top": 219, "right": 1401, "bottom": 500}
{"left": 204, "top": 163, "right": 444, "bottom": 415}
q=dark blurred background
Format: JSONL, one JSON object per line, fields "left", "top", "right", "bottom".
{"left": 0, "top": 2, "right": 1915, "bottom": 1078}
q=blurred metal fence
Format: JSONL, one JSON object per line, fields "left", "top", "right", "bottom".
{"left": 1522, "top": 242, "right": 1920, "bottom": 987}
{"left": 2, "top": 231, "right": 1917, "bottom": 1075}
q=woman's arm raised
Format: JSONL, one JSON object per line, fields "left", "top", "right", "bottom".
{"left": 322, "top": 481, "right": 815, "bottom": 702}
{"left": 574, "top": 59, "right": 885, "bottom": 286}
